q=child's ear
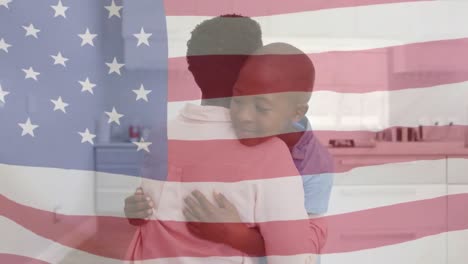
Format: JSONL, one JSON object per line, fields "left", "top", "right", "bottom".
{"left": 293, "top": 103, "right": 309, "bottom": 122}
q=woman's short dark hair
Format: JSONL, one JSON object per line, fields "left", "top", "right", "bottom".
{"left": 186, "top": 14, "right": 263, "bottom": 100}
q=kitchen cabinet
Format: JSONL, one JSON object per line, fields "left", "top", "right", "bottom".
{"left": 325, "top": 144, "right": 468, "bottom": 264}
{"left": 322, "top": 232, "right": 446, "bottom": 264}
{"left": 448, "top": 158, "right": 468, "bottom": 184}
{"left": 447, "top": 185, "right": 468, "bottom": 264}
{"left": 447, "top": 146, "right": 468, "bottom": 264}
{"left": 94, "top": 144, "right": 144, "bottom": 216}
{"left": 324, "top": 184, "right": 447, "bottom": 264}
{"left": 446, "top": 155, "right": 468, "bottom": 264}
{"left": 328, "top": 185, "right": 447, "bottom": 215}
{"left": 332, "top": 155, "right": 446, "bottom": 185}
{"left": 330, "top": 142, "right": 468, "bottom": 185}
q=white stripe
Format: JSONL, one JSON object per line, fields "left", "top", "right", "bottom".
{"left": 332, "top": 158, "right": 447, "bottom": 185}
{"left": 322, "top": 231, "right": 448, "bottom": 264}
{"left": 308, "top": 81, "right": 468, "bottom": 130}
{"left": 168, "top": 81, "right": 468, "bottom": 138}
{"left": 2, "top": 159, "right": 462, "bottom": 219}
{"left": 448, "top": 229, "right": 468, "bottom": 264}
{"left": 3, "top": 216, "right": 466, "bottom": 264}
{"left": 1, "top": 163, "right": 308, "bottom": 222}
{"left": 0, "top": 217, "right": 102, "bottom": 264}
{"left": 327, "top": 184, "right": 447, "bottom": 216}
{"left": 0, "top": 217, "right": 314, "bottom": 264}
{"left": 167, "top": 1, "right": 468, "bottom": 57}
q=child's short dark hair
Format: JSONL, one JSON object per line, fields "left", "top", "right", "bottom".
{"left": 186, "top": 14, "right": 263, "bottom": 100}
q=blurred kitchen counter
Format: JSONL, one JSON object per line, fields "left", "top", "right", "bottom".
{"left": 329, "top": 141, "right": 468, "bottom": 156}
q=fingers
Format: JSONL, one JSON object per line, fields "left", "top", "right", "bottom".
{"left": 192, "top": 190, "right": 215, "bottom": 211}
{"left": 214, "top": 192, "right": 235, "bottom": 210}
{"left": 213, "top": 191, "right": 225, "bottom": 208}
{"left": 135, "top": 187, "right": 143, "bottom": 194}
{"left": 184, "top": 196, "right": 204, "bottom": 220}
{"left": 125, "top": 196, "right": 154, "bottom": 212}
{"left": 126, "top": 192, "right": 152, "bottom": 204}
{"left": 124, "top": 191, "right": 154, "bottom": 219}
{"left": 183, "top": 207, "right": 199, "bottom": 222}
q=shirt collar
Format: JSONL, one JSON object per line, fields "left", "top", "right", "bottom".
{"left": 291, "top": 117, "right": 315, "bottom": 160}
{"left": 180, "top": 103, "right": 231, "bottom": 122}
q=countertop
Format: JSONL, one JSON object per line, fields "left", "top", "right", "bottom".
{"left": 329, "top": 142, "right": 468, "bottom": 156}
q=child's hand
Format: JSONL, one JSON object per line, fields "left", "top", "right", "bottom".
{"left": 124, "top": 187, "right": 154, "bottom": 225}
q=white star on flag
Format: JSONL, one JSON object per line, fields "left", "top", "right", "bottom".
{"left": 105, "top": 0, "right": 122, "bottom": 19}
{"left": 23, "top": 24, "right": 40, "bottom": 39}
{"left": 78, "top": 28, "right": 97, "bottom": 47}
{"left": 133, "top": 138, "right": 152, "bottom": 153}
{"left": 79, "top": 77, "right": 96, "bottom": 94}
{"left": 51, "top": 0, "right": 69, "bottom": 18}
{"left": 0, "top": 85, "right": 10, "bottom": 103}
{"left": 134, "top": 27, "right": 152, "bottom": 47}
{"left": 50, "top": 96, "right": 69, "bottom": 113}
{"left": 51, "top": 52, "right": 68, "bottom": 67}
{"left": 18, "top": 118, "right": 39, "bottom": 137}
{"left": 132, "top": 84, "right": 152, "bottom": 102}
{"left": 78, "top": 128, "right": 96, "bottom": 145}
{"left": 106, "top": 57, "right": 124, "bottom": 75}
{"left": 22, "top": 67, "right": 40, "bottom": 81}
{"left": 0, "top": 0, "right": 12, "bottom": 9}
{"left": 105, "top": 107, "right": 124, "bottom": 125}
{"left": 0, "top": 38, "right": 12, "bottom": 53}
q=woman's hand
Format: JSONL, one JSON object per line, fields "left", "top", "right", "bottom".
{"left": 182, "top": 190, "right": 266, "bottom": 255}
{"left": 183, "top": 190, "right": 242, "bottom": 244}
{"left": 183, "top": 190, "right": 242, "bottom": 223}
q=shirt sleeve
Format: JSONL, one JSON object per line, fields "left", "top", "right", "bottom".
{"left": 254, "top": 139, "right": 316, "bottom": 264}
{"left": 303, "top": 173, "right": 334, "bottom": 215}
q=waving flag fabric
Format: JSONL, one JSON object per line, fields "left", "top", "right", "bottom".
{"left": 1, "top": 0, "right": 468, "bottom": 263}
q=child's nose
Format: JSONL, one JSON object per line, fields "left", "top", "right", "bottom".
{"left": 234, "top": 106, "right": 255, "bottom": 123}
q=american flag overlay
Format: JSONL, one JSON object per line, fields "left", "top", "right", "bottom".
{"left": 1, "top": 0, "right": 468, "bottom": 263}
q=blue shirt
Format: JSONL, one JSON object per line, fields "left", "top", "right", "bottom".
{"left": 292, "top": 117, "right": 334, "bottom": 215}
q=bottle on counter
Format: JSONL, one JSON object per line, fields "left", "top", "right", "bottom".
{"left": 129, "top": 120, "right": 141, "bottom": 142}
{"left": 141, "top": 127, "right": 151, "bottom": 141}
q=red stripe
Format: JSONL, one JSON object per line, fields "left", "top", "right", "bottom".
{"left": 2, "top": 193, "right": 468, "bottom": 259}
{"left": 166, "top": 138, "right": 301, "bottom": 181}
{"left": 166, "top": 138, "right": 432, "bottom": 180}
{"left": 0, "top": 254, "right": 50, "bottom": 264}
{"left": 165, "top": 126, "right": 467, "bottom": 180}
{"left": 168, "top": 38, "right": 468, "bottom": 102}
{"left": 164, "top": 0, "right": 431, "bottom": 17}
{"left": 323, "top": 194, "right": 450, "bottom": 253}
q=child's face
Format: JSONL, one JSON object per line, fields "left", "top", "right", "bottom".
{"left": 230, "top": 62, "right": 303, "bottom": 145}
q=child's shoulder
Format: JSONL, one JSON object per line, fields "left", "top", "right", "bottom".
{"left": 303, "top": 133, "right": 334, "bottom": 173}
